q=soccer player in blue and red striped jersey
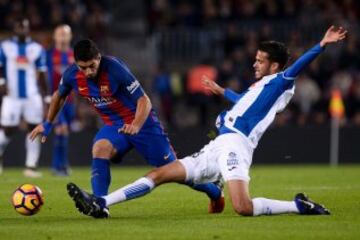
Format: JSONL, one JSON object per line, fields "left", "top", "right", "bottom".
{"left": 30, "top": 39, "right": 223, "bottom": 216}
{"left": 46, "top": 25, "right": 75, "bottom": 176}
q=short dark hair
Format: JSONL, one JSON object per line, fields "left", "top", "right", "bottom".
{"left": 74, "top": 39, "right": 100, "bottom": 62}
{"left": 258, "top": 41, "right": 289, "bottom": 69}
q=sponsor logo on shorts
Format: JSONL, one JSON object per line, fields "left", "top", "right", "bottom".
{"left": 227, "top": 152, "right": 239, "bottom": 171}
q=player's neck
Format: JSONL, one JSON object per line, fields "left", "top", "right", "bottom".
{"left": 55, "top": 44, "right": 70, "bottom": 52}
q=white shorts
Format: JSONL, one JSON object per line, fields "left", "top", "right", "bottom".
{"left": 179, "top": 133, "right": 253, "bottom": 184}
{"left": 1, "top": 95, "right": 43, "bottom": 126}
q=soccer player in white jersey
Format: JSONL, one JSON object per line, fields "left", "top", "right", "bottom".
{"left": 0, "top": 18, "right": 48, "bottom": 177}
{"left": 66, "top": 26, "right": 346, "bottom": 218}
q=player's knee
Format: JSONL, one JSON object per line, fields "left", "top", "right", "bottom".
{"left": 146, "top": 168, "right": 164, "bottom": 185}
{"left": 232, "top": 201, "right": 253, "bottom": 216}
{"left": 4, "top": 127, "right": 16, "bottom": 138}
{"left": 92, "top": 139, "right": 115, "bottom": 159}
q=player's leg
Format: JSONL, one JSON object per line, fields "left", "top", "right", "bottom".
{"left": 24, "top": 95, "right": 44, "bottom": 177}
{"left": 67, "top": 160, "right": 186, "bottom": 218}
{"left": 101, "top": 160, "right": 187, "bottom": 206}
{"left": 227, "top": 180, "right": 298, "bottom": 216}
{"left": 217, "top": 138, "right": 329, "bottom": 216}
{"left": 0, "top": 96, "right": 21, "bottom": 174}
{"left": 91, "top": 125, "right": 131, "bottom": 196}
{"left": 51, "top": 103, "right": 74, "bottom": 176}
{"left": 130, "top": 132, "right": 223, "bottom": 212}
{"left": 52, "top": 123, "right": 70, "bottom": 175}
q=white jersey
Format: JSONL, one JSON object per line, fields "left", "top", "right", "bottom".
{"left": 0, "top": 37, "right": 46, "bottom": 98}
{"left": 219, "top": 72, "right": 295, "bottom": 149}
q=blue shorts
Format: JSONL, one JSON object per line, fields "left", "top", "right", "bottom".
{"left": 94, "top": 125, "right": 176, "bottom": 167}
{"left": 56, "top": 102, "right": 75, "bottom": 126}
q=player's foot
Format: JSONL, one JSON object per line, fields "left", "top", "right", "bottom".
{"left": 67, "top": 182, "right": 109, "bottom": 218}
{"left": 294, "top": 193, "right": 330, "bottom": 215}
{"left": 208, "top": 180, "right": 225, "bottom": 214}
{"left": 52, "top": 168, "right": 70, "bottom": 177}
{"left": 23, "top": 168, "right": 42, "bottom": 178}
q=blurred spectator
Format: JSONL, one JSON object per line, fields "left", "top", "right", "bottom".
{"left": 153, "top": 64, "right": 174, "bottom": 125}
{"left": 187, "top": 59, "right": 217, "bottom": 125}
{"left": 146, "top": 0, "right": 360, "bottom": 127}
{"left": 293, "top": 75, "right": 321, "bottom": 125}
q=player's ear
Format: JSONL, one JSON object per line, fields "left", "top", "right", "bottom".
{"left": 270, "top": 62, "right": 280, "bottom": 73}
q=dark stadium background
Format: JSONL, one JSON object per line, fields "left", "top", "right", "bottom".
{"left": 0, "top": 0, "right": 359, "bottom": 166}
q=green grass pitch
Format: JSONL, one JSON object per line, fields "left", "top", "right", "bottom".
{"left": 0, "top": 165, "right": 359, "bottom": 240}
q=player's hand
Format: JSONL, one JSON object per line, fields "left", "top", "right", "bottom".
{"left": 118, "top": 123, "right": 140, "bottom": 135}
{"left": 201, "top": 75, "right": 224, "bottom": 95}
{"left": 320, "top": 26, "right": 347, "bottom": 47}
{"left": 29, "top": 122, "right": 53, "bottom": 143}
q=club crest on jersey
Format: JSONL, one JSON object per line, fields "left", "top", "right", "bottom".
{"left": 100, "top": 85, "right": 110, "bottom": 94}
{"left": 16, "top": 56, "right": 30, "bottom": 69}
{"left": 126, "top": 80, "right": 140, "bottom": 94}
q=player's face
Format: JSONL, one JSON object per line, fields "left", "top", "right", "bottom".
{"left": 14, "top": 19, "right": 30, "bottom": 38}
{"left": 54, "top": 25, "right": 72, "bottom": 49}
{"left": 76, "top": 55, "right": 101, "bottom": 79}
{"left": 253, "top": 50, "right": 272, "bottom": 80}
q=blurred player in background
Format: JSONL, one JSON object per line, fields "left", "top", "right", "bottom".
{"left": 47, "top": 25, "right": 75, "bottom": 176}
{"left": 66, "top": 26, "right": 346, "bottom": 218}
{"left": 30, "top": 39, "right": 224, "bottom": 216}
{"left": 0, "top": 18, "right": 48, "bottom": 177}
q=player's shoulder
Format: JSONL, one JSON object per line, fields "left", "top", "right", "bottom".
{"left": 26, "top": 39, "right": 45, "bottom": 51}
{"left": 102, "top": 56, "right": 131, "bottom": 72}
{"left": 62, "top": 64, "right": 79, "bottom": 81}
{"left": 1, "top": 38, "right": 15, "bottom": 48}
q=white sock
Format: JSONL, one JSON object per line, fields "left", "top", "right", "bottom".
{"left": 0, "top": 130, "right": 10, "bottom": 156}
{"left": 104, "top": 177, "right": 155, "bottom": 207}
{"left": 252, "top": 197, "right": 299, "bottom": 216}
{"left": 25, "top": 134, "right": 41, "bottom": 168}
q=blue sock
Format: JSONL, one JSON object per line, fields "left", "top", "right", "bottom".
{"left": 91, "top": 158, "right": 111, "bottom": 197}
{"left": 186, "top": 182, "right": 222, "bottom": 200}
{"left": 52, "top": 135, "right": 68, "bottom": 170}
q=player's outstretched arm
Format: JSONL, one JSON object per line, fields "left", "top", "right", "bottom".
{"left": 202, "top": 75, "right": 240, "bottom": 103}
{"left": 29, "top": 90, "right": 67, "bottom": 142}
{"left": 284, "top": 26, "right": 347, "bottom": 79}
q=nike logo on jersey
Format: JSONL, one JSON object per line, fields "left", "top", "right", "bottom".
{"left": 78, "top": 87, "right": 87, "bottom": 91}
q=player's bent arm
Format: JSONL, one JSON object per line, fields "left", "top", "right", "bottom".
{"left": 46, "top": 90, "right": 68, "bottom": 123}
{"left": 132, "top": 94, "right": 152, "bottom": 129}
{"left": 29, "top": 90, "right": 67, "bottom": 142}
{"left": 224, "top": 88, "right": 241, "bottom": 103}
{"left": 120, "top": 94, "right": 152, "bottom": 135}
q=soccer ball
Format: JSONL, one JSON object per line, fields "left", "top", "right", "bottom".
{"left": 11, "top": 184, "right": 44, "bottom": 216}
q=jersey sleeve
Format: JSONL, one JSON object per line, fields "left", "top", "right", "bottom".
{"left": 283, "top": 43, "right": 325, "bottom": 80}
{"left": 112, "top": 58, "right": 145, "bottom": 101}
{"left": 224, "top": 88, "right": 241, "bottom": 103}
{"left": 35, "top": 48, "right": 47, "bottom": 72}
{"left": 58, "top": 68, "right": 73, "bottom": 97}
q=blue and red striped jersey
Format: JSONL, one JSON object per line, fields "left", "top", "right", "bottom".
{"left": 58, "top": 56, "right": 160, "bottom": 128}
{"left": 47, "top": 48, "right": 74, "bottom": 93}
